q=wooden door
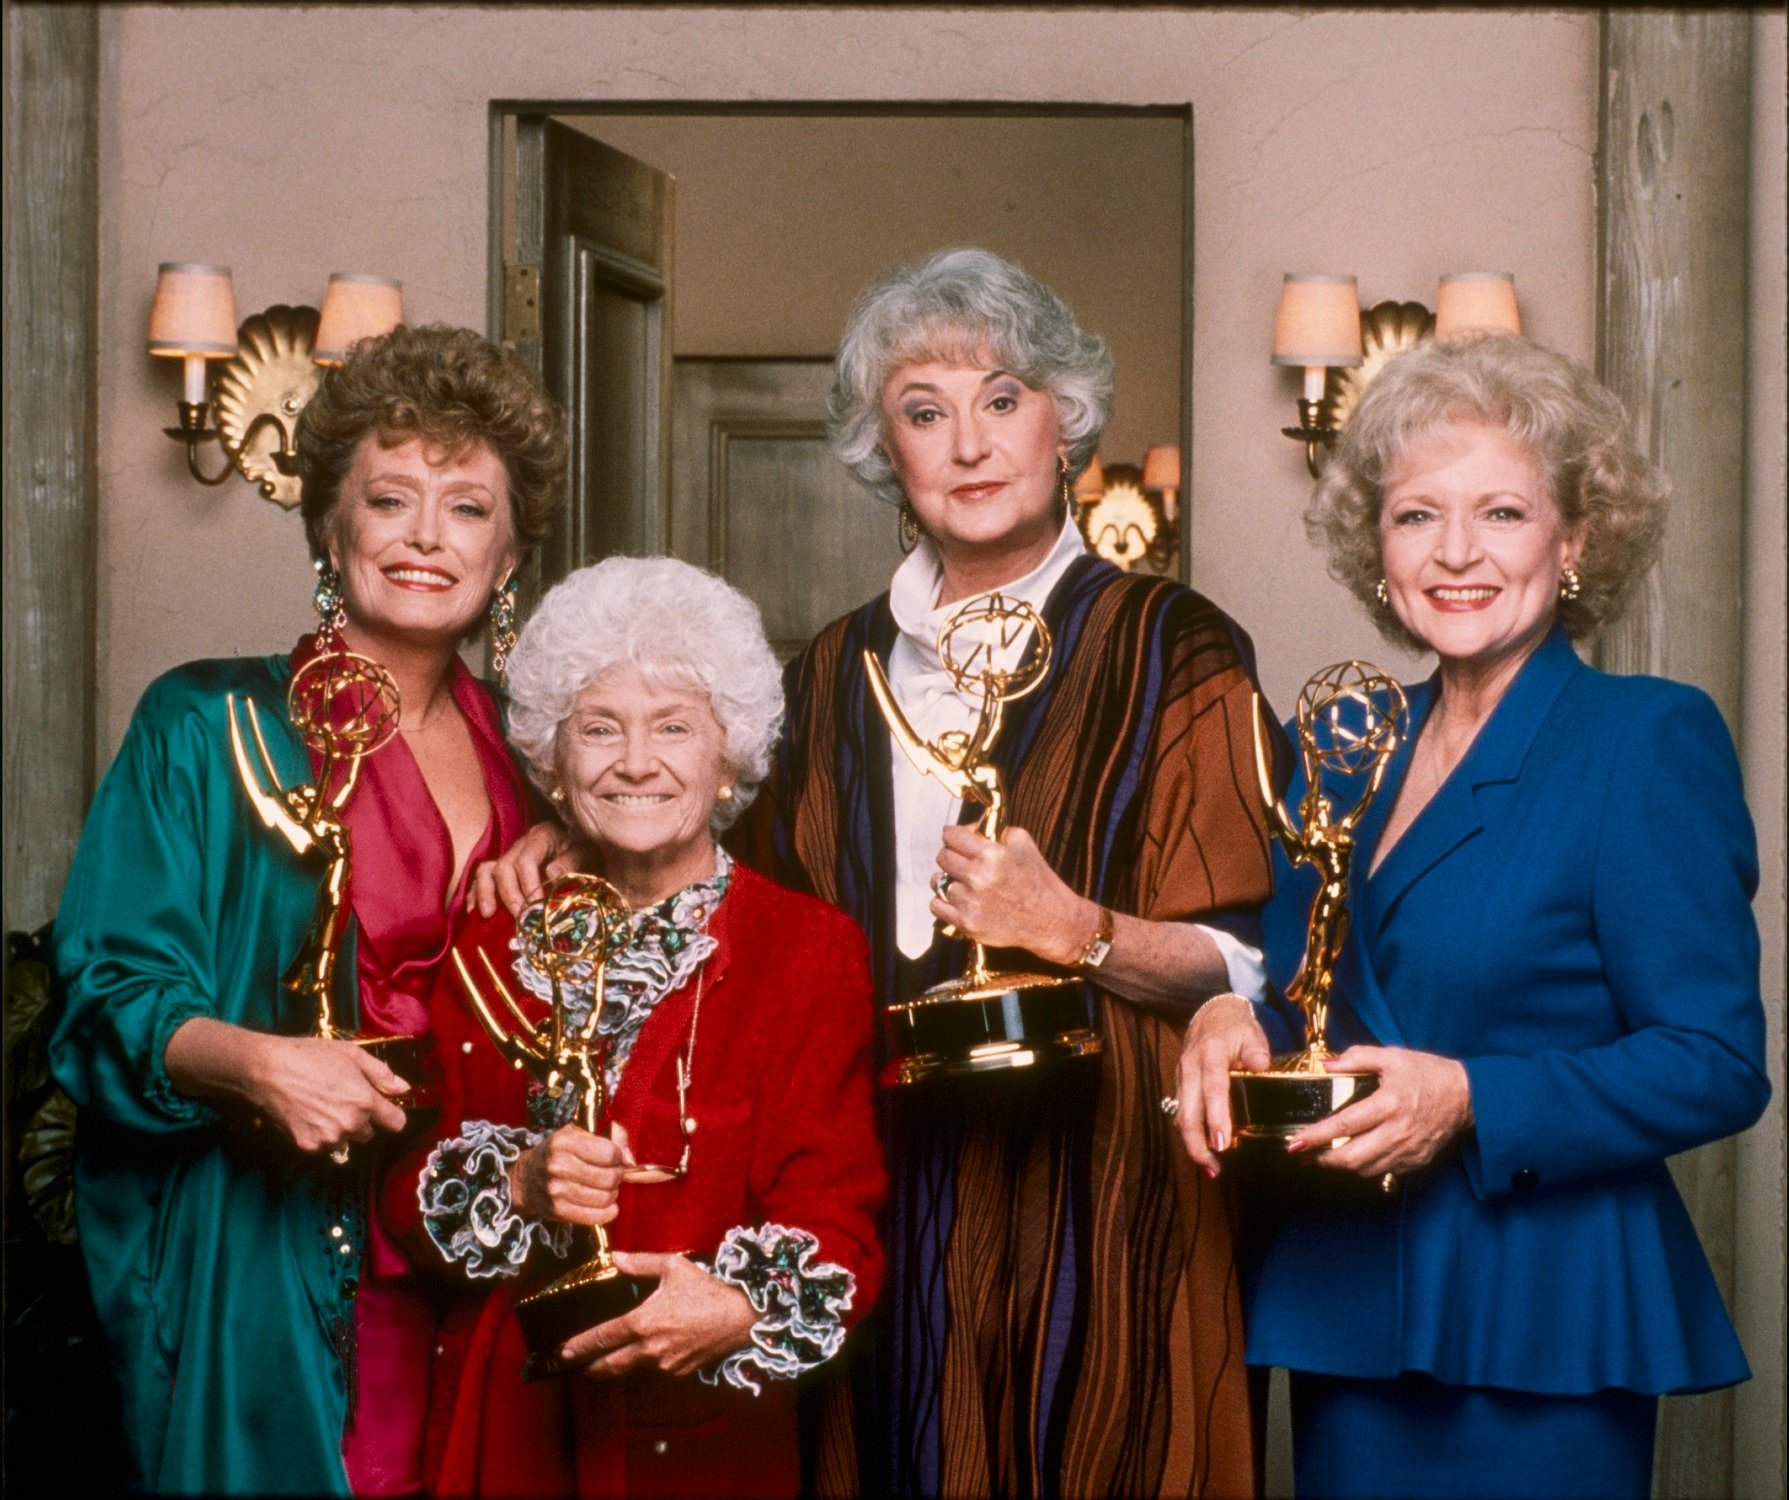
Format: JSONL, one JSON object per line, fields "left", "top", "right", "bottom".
{"left": 515, "top": 117, "right": 673, "bottom": 589}
{"left": 670, "top": 358, "right": 905, "bottom": 657}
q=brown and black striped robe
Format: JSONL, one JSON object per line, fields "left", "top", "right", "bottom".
{"left": 742, "top": 554, "right": 1274, "bottom": 1500}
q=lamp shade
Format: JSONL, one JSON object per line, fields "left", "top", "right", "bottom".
{"left": 313, "top": 273, "right": 404, "bottom": 365}
{"left": 1142, "top": 444, "right": 1181, "bottom": 492}
{"left": 147, "top": 263, "right": 239, "bottom": 357}
{"left": 1073, "top": 454, "right": 1106, "bottom": 501}
{"left": 1271, "top": 274, "right": 1363, "bottom": 366}
{"left": 1434, "top": 271, "right": 1520, "bottom": 339}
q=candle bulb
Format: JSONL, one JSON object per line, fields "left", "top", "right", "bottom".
{"left": 1303, "top": 365, "right": 1326, "bottom": 404}
{"left": 184, "top": 355, "right": 208, "bottom": 406}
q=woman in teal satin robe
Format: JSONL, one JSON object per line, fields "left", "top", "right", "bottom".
{"left": 49, "top": 325, "right": 567, "bottom": 1495}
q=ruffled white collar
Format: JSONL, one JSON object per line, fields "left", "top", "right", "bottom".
{"left": 887, "top": 510, "right": 1086, "bottom": 671}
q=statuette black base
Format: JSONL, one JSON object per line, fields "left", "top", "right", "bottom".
{"left": 885, "top": 975, "right": 1103, "bottom": 1086}
{"left": 516, "top": 1261, "right": 656, "bottom": 1382}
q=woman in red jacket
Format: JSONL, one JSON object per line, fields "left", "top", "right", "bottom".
{"left": 385, "top": 556, "right": 885, "bottom": 1499}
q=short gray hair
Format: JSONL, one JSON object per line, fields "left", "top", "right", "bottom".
{"left": 828, "top": 247, "right": 1115, "bottom": 506}
{"left": 504, "top": 556, "right": 784, "bottom": 831}
{"left": 1307, "top": 333, "right": 1668, "bottom": 647}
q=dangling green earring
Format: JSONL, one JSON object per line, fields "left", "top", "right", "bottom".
{"left": 489, "top": 573, "right": 519, "bottom": 677}
{"left": 313, "top": 558, "right": 347, "bottom": 649}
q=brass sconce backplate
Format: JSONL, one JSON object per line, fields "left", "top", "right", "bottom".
{"left": 1073, "top": 462, "right": 1179, "bottom": 575}
{"left": 212, "top": 304, "right": 320, "bottom": 508}
{"left": 1323, "top": 300, "right": 1436, "bottom": 431}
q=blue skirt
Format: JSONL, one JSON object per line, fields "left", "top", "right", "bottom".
{"left": 1290, "top": 1371, "right": 1657, "bottom": 1500}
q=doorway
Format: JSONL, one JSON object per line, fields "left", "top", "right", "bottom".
{"left": 492, "top": 106, "right": 1191, "bottom": 642}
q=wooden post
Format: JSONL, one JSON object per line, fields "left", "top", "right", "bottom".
{"left": 3, "top": 3, "right": 100, "bottom": 942}
{"left": 1596, "top": 13, "right": 1751, "bottom": 1498}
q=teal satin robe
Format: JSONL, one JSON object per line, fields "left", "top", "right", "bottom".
{"left": 50, "top": 655, "right": 364, "bottom": 1495}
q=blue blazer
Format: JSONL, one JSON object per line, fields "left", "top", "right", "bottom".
{"left": 1245, "top": 627, "right": 1769, "bottom": 1395}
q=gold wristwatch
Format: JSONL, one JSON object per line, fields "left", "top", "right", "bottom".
{"left": 1077, "top": 904, "right": 1115, "bottom": 969}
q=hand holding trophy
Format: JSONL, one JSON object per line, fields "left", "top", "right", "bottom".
{"left": 227, "top": 650, "right": 420, "bottom": 1079}
{"left": 1228, "top": 661, "right": 1407, "bottom": 1153}
{"left": 864, "top": 593, "right": 1103, "bottom": 1084}
{"left": 450, "top": 871, "right": 659, "bottom": 1381}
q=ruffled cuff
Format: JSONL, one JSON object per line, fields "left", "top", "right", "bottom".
{"left": 144, "top": 997, "right": 221, "bottom": 1125}
{"left": 418, "top": 1119, "right": 573, "bottom": 1279}
{"left": 698, "top": 1223, "right": 856, "bottom": 1395}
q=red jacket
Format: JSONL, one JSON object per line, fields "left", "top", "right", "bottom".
{"left": 382, "top": 863, "right": 886, "bottom": 1498}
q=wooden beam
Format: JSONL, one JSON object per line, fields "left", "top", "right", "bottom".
{"left": 1596, "top": 12, "right": 1752, "bottom": 1498}
{"left": 3, "top": 3, "right": 100, "bottom": 940}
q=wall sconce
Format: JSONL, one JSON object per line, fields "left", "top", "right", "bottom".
{"left": 1074, "top": 447, "right": 1181, "bottom": 572}
{"left": 1273, "top": 270, "right": 1520, "bottom": 478}
{"left": 1272, "top": 274, "right": 1364, "bottom": 479}
{"left": 149, "top": 265, "right": 403, "bottom": 507}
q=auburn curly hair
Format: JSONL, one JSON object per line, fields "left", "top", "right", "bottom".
{"left": 296, "top": 323, "right": 567, "bottom": 560}
{"left": 1305, "top": 333, "right": 1667, "bottom": 648}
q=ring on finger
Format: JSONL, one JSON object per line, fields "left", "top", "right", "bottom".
{"left": 934, "top": 873, "right": 956, "bottom": 903}
{"left": 1159, "top": 1095, "right": 1179, "bottom": 1116}
{"left": 329, "top": 1144, "right": 351, "bottom": 1165}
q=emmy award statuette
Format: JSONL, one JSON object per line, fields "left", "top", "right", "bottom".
{"left": 864, "top": 593, "right": 1103, "bottom": 1085}
{"left": 227, "top": 650, "right": 424, "bottom": 1080}
{"left": 450, "top": 873, "right": 658, "bottom": 1380}
{"left": 1228, "top": 661, "right": 1408, "bottom": 1153}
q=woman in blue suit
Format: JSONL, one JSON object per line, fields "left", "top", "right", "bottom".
{"left": 1174, "top": 333, "right": 1769, "bottom": 1499}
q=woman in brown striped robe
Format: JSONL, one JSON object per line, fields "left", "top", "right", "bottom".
{"left": 476, "top": 248, "right": 1275, "bottom": 1498}
{"left": 751, "top": 249, "right": 1276, "bottom": 1500}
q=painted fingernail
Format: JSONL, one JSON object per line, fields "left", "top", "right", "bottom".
{"left": 1286, "top": 1137, "right": 1306, "bottom": 1154}
{"left": 1213, "top": 1129, "right": 1228, "bottom": 1154}
{"left": 1204, "top": 1163, "right": 1220, "bottom": 1180}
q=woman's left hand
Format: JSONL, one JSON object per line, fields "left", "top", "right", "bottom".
{"left": 1287, "top": 1045, "right": 1474, "bottom": 1178}
{"left": 932, "top": 824, "right": 1092, "bottom": 967}
{"left": 559, "top": 1250, "right": 758, "bottom": 1379}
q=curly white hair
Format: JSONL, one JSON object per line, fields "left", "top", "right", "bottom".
{"left": 504, "top": 556, "right": 784, "bottom": 831}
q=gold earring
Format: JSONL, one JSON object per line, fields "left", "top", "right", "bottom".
{"left": 548, "top": 784, "right": 565, "bottom": 805}
{"left": 898, "top": 500, "right": 920, "bottom": 553}
{"left": 717, "top": 785, "right": 735, "bottom": 803}
{"left": 1058, "top": 456, "right": 1072, "bottom": 512}
{"left": 1559, "top": 564, "right": 1583, "bottom": 603}
{"left": 1374, "top": 578, "right": 1390, "bottom": 609}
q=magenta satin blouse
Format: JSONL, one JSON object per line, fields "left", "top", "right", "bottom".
{"left": 293, "top": 635, "right": 532, "bottom": 1496}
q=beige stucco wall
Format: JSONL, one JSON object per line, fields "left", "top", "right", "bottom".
{"left": 98, "top": 5, "right": 1600, "bottom": 750}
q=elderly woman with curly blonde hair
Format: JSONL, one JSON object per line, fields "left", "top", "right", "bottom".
{"left": 1175, "top": 333, "right": 1770, "bottom": 1499}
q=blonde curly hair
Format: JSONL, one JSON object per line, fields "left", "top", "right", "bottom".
{"left": 1306, "top": 333, "right": 1667, "bottom": 648}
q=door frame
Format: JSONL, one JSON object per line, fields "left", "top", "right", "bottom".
{"left": 487, "top": 99, "right": 1197, "bottom": 579}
